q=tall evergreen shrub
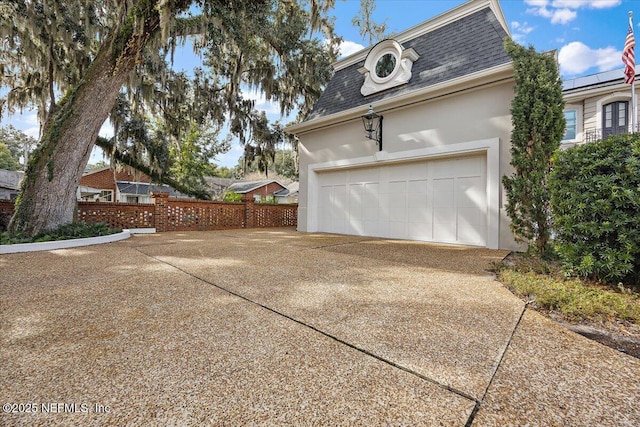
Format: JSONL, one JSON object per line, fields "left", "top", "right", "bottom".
{"left": 502, "top": 39, "right": 565, "bottom": 254}
{"left": 550, "top": 134, "right": 640, "bottom": 286}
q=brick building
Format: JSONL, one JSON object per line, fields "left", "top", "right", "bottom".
{"left": 226, "top": 180, "right": 287, "bottom": 202}
{"left": 80, "top": 167, "right": 185, "bottom": 203}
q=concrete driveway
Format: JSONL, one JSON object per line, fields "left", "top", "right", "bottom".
{"left": 1, "top": 228, "right": 638, "bottom": 426}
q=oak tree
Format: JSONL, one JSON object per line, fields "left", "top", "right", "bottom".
{"left": 1, "top": 0, "right": 338, "bottom": 235}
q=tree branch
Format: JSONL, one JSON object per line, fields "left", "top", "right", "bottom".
{"left": 95, "top": 136, "right": 211, "bottom": 200}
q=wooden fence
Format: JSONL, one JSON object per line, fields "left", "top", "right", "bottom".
{"left": 0, "top": 192, "right": 297, "bottom": 232}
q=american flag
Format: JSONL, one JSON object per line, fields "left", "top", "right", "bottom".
{"left": 623, "top": 23, "right": 636, "bottom": 85}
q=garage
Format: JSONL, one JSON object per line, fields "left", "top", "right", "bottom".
{"left": 286, "top": 0, "right": 515, "bottom": 250}
{"left": 317, "top": 155, "right": 487, "bottom": 246}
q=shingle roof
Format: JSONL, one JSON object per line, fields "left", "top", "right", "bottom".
{"left": 0, "top": 169, "right": 23, "bottom": 191}
{"left": 227, "top": 180, "right": 285, "bottom": 194}
{"left": 274, "top": 182, "right": 299, "bottom": 197}
{"left": 307, "top": 7, "right": 510, "bottom": 121}
{"left": 116, "top": 182, "right": 186, "bottom": 197}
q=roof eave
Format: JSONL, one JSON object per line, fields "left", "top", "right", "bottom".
{"left": 563, "top": 80, "right": 637, "bottom": 103}
{"left": 286, "top": 62, "right": 514, "bottom": 135}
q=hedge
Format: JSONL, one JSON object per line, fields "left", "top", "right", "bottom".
{"left": 549, "top": 133, "right": 640, "bottom": 286}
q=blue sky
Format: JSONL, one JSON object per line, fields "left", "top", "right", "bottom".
{"left": 2, "top": 0, "right": 637, "bottom": 167}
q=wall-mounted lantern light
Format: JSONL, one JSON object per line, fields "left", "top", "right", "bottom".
{"left": 362, "top": 105, "right": 383, "bottom": 151}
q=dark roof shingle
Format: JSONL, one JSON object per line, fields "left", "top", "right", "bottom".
{"left": 307, "top": 7, "right": 510, "bottom": 121}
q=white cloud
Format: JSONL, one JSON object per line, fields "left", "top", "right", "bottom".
{"left": 528, "top": 6, "right": 577, "bottom": 24}
{"left": 511, "top": 21, "right": 535, "bottom": 34}
{"left": 527, "top": 0, "right": 619, "bottom": 24}
{"left": 550, "top": 8, "right": 577, "bottom": 24}
{"left": 24, "top": 126, "right": 39, "bottom": 139}
{"left": 552, "top": 0, "right": 621, "bottom": 8}
{"left": 216, "top": 143, "right": 243, "bottom": 168}
{"left": 558, "top": 41, "right": 621, "bottom": 75}
{"left": 527, "top": 0, "right": 621, "bottom": 8}
{"left": 530, "top": 6, "right": 552, "bottom": 18}
{"left": 99, "top": 121, "right": 114, "bottom": 139}
{"left": 338, "top": 40, "right": 365, "bottom": 58}
{"left": 525, "top": 0, "right": 549, "bottom": 7}
{"left": 23, "top": 112, "right": 39, "bottom": 127}
{"left": 241, "top": 88, "right": 282, "bottom": 116}
{"left": 511, "top": 21, "right": 536, "bottom": 43}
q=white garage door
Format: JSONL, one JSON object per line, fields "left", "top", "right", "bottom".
{"left": 317, "top": 155, "right": 487, "bottom": 246}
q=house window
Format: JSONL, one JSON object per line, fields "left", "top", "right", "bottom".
{"left": 603, "top": 101, "right": 628, "bottom": 138}
{"left": 563, "top": 110, "right": 577, "bottom": 140}
{"left": 375, "top": 53, "right": 397, "bottom": 79}
{"left": 126, "top": 196, "right": 139, "bottom": 203}
{"left": 253, "top": 194, "right": 261, "bottom": 202}
{"left": 99, "top": 190, "right": 113, "bottom": 202}
{"left": 358, "top": 39, "right": 419, "bottom": 96}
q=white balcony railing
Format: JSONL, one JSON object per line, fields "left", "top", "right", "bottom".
{"left": 584, "top": 124, "right": 640, "bottom": 143}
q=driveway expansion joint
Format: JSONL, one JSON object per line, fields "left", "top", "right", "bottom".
{"left": 464, "top": 303, "right": 528, "bottom": 427}
{"left": 138, "top": 248, "right": 480, "bottom": 407}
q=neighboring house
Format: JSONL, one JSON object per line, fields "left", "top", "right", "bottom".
{"left": 227, "top": 180, "right": 286, "bottom": 202}
{"left": 80, "top": 167, "right": 188, "bottom": 203}
{"left": 0, "top": 169, "right": 24, "bottom": 200}
{"left": 274, "top": 182, "right": 299, "bottom": 204}
{"left": 562, "top": 66, "right": 639, "bottom": 147}
{"left": 286, "top": 0, "right": 518, "bottom": 250}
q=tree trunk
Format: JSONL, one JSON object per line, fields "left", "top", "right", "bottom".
{"left": 9, "top": 9, "right": 161, "bottom": 236}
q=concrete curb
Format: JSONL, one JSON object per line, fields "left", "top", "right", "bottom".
{"left": 128, "top": 228, "right": 156, "bottom": 234}
{"left": 0, "top": 230, "right": 131, "bottom": 254}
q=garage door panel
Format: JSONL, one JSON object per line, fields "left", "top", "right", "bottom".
{"left": 457, "top": 208, "right": 486, "bottom": 245}
{"left": 363, "top": 183, "right": 379, "bottom": 221}
{"left": 432, "top": 156, "right": 482, "bottom": 178}
{"left": 388, "top": 162, "right": 427, "bottom": 181}
{"left": 348, "top": 184, "right": 364, "bottom": 218}
{"left": 388, "top": 181, "right": 407, "bottom": 220}
{"left": 407, "top": 222, "right": 431, "bottom": 240}
{"left": 322, "top": 170, "right": 347, "bottom": 185}
{"left": 364, "top": 220, "right": 381, "bottom": 236}
{"left": 457, "top": 176, "right": 484, "bottom": 208}
{"left": 332, "top": 185, "right": 347, "bottom": 234}
{"left": 349, "top": 167, "right": 379, "bottom": 182}
{"left": 433, "top": 178, "right": 455, "bottom": 208}
{"left": 408, "top": 179, "right": 428, "bottom": 195}
{"left": 347, "top": 184, "right": 364, "bottom": 235}
{"left": 319, "top": 186, "right": 333, "bottom": 232}
{"left": 433, "top": 208, "right": 457, "bottom": 242}
{"left": 408, "top": 194, "right": 429, "bottom": 223}
{"left": 388, "top": 221, "right": 408, "bottom": 239}
{"left": 317, "top": 155, "right": 487, "bottom": 247}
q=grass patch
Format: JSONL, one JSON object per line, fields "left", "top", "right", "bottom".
{"left": 1, "top": 222, "right": 121, "bottom": 245}
{"left": 495, "top": 253, "right": 640, "bottom": 325}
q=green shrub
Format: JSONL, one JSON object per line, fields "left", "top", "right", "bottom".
{"left": 1, "top": 221, "right": 121, "bottom": 245}
{"left": 260, "top": 195, "right": 277, "bottom": 204}
{"left": 549, "top": 134, "right": 640, "bottom": 286}
{"left": 222, "top": 191, "right": 242, "bottom": 202}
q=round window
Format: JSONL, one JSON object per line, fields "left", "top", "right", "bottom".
{"left": 375, "top": 53, "right": 396, "bottom": 79}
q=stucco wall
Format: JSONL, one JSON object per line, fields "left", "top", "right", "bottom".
{"left": 297, "top": 80, "right": 520, "bottom": 250}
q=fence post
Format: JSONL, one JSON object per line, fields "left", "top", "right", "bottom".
{"left": 152, "top": 192, "right": 170, "bottom": 232}
{"left": 242, "top": 194, "right": 255, "bottom": 228}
